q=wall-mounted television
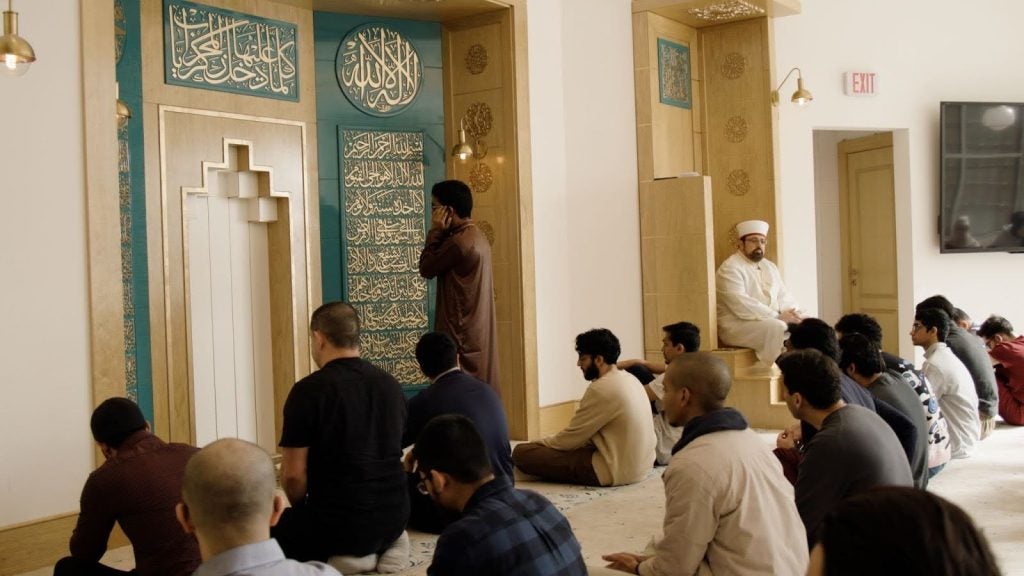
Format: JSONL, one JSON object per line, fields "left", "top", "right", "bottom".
{"left": 940, "top": 101, "right": 1024, "bottom": 253}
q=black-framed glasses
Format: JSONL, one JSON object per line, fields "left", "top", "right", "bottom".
{"left": 416, "top": 471, "right": 431, "bottom": 495}
{"left": 911, "top": 322, "right": 924, "bottom": 332}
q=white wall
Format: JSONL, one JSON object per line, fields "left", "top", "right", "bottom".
{"left": 0, "top": 0, "right": 95, "bottom": 526}
{"left": 774, "top": 0, "right": 1024, "bottom": 360}
{"left": 528, "top": 0, "right": 643, "bottom": 405}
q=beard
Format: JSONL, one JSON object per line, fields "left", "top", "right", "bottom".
{"left": 583, "top": 363, "right": 601, "bottom": 381}
{"left": 747, "top": 249, "right": 764, "bottom": 262}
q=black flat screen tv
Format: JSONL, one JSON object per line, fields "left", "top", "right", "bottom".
{"left": 940, "top": 101, "right": 1024, "bottom": 253}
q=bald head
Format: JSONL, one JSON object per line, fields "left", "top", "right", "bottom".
{"left": 182, "top": 438, "right": 276, "bottom": 530}
{"left": 664, "top": 352, "right": 732, "bottom": 412}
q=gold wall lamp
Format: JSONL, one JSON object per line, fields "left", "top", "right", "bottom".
{"left": 0, "top": 0, "right": 35, "bottom": 77}
{"left": 771, "top": 67, "right": 812, "bottom": 107}
{"left": 451, "top": 116, "right": 474, "bottom": 161}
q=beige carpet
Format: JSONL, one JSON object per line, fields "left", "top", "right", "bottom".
{"left": 19, "top": 424, "right": 1024, "bottom": 576}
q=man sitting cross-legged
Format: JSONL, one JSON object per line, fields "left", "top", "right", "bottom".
{"left": 176, "top": 438, "right": 340, "bottom": 576}
{"left": 413, "top": 414, "right": 586, "bottom": 576}
{"left": 777, "top": 349, "right": 912, "bottom": 547}
{"left": 514, "top": 328, "right": 655, "bottom": 486}
{"left": 602, "top": 352, "right": 808, "bottom": 576}
{"left": 618, "top": 320, "right": 701, "bottom": 465}
{"left": 403, "top": 331, "right": 513, "bottom": 533}
{"left": 55, "top": 397, "right": 200, "bottom": 576}
{"left": 977, "top": 315, "right": 1024, "bottom": 426}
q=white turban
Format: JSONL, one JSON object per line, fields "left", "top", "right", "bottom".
{"left": 736, "top": 219, "right": 769, "bottom": 238}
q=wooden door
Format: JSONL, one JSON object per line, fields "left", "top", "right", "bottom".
{"left": 838, "top": 132, "right": 900, "bottom": 354}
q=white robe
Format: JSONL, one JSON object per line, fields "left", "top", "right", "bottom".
{"left": 647, "top": 374, "right": 683, "bottom": 465}
{"left": 716, "top": 251, "right": 799, "bottom": 366}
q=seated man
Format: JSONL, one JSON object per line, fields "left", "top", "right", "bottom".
{"left": 403, "top": 331, "right": 513, "bottom": 533}
{"left": 273, "top": 302, "right": 409, "bottom": 564}
{"left": 716, "top": 219, "right": 803, "bottom": 367}
{"left": 618, "top": 321, "right": 700, "bottom": 465}
{"left": 913, "top": 308, "right": 981, "bottom": 459}
{"left": 977, "top": 315, "right": 1024, "bottom": 425}
{"left": 602, "top": 353, "right": 808, "bottom": 576}
{"left": 917, "top": 295, "right": 998, "bottom": 439}
{"left": 839, "top": 333, "right": 930, "bottom": 489}
{"left": 177, "top": 438, "right": 340, "bottom": 575}
{"left": 413, "top": 415, "right": 586, "bottom": 576}
{"left": 835, "top": 312, "right": 951, "bottom": 476}
{"left": 777, "top": 349, "right": 913, "bottom": 547}
{"left": 513, "top": 328, "right": 656, "bottom": 486}
{"left": 56, "top": 398, "right": 200, "bottom": 576}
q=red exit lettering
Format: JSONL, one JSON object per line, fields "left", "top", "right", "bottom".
{"left": 852, "top": 72, "right": 875, "bottom": 94}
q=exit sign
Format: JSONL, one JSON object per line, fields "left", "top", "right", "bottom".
{"left": 844, "top": 71, "right": 878, "bottom": 96}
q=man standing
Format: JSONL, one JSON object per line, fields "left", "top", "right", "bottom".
{"left": 912, "top": 308, "right": 980, "bottom": 459}
{"left": 602, "top": 353, "right": 808, "bottom": 576}
{"left": 977, "top": 315, "right": 1024, "bottom": 425}
{"left": 414, "top": 415, "right": 586, "bottom": 576}
{"left": 777, "top": 349, "right": 912, "bottom": 546}
{"left": 419, "top": 179, "right": 499, "bottom": 391}
{"left": 513, "top": 329, "right": 656, "bottom": 486}
{"left": 403, "top": 331, "right": 513, "bottom": 532}
{"left": 56, "top": 398, "right": 200, "bottom": 576}
{"left": 177, "top": 438, "right": 340, "bottom": 576}
{"left": 618, "top": 321, "right": 701, "bottom": 465}
{"left": 916, "top": 295, "right": 998, "bottom": 438}
{"left": 716, "top": 219, "right": 803, "bottom": 367}
{"left": 839, "top": 333, "right": 930, "bottom": 489}
{"left": 273, "top": 302, "right": 409, "bottom": 563}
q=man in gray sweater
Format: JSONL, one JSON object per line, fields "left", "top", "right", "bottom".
{"left": 777, "top": 349, "right": 912, "bottom": 547}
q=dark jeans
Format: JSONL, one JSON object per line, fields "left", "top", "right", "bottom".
{"left": 53, "top": 557, "right": 134, "bottom": 576}
{"left": 512, "top": 442, "right": 602, "bottom": 486}
{"left": 272, "top": 502, "right": 408, "bottom": 562}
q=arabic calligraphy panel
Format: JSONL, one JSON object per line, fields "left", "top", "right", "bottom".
{"left": 164, "top": 0, "right": 299, "bottom": 101}
{"left": 336, "top": 24, "right": 422, "bottom": 117}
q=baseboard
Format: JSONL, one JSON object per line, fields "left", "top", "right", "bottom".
{"left": 0, "top": 512, "right": 129, "bottom": 575}
{"left": 538, "top": 400, "right": 579, "bottom": 438}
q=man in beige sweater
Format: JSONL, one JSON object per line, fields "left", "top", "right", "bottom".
{"left": 513, "top": 328, "right": 656, "bottom": 486}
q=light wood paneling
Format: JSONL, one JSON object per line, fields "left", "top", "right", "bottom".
{"left": 0, "top": 513, "right": 128, "bottom": 575}
{"left": 646, "top": 13, "right": 699, "bottom": 178}
{"left": 538, "top": 401, "right": 580, "bottom": 438}
{"left": 632, "top": 0, "right": 800, "bottom": 28}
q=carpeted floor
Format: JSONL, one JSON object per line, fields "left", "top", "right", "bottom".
{"left": 18, "top": 424, "right": 1023, "bottom": 576}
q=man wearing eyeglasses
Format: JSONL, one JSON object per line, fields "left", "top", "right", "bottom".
{"left": 716, "top": 219, "right": 804, "bottom": 368}
{"left": 419, "top": 179, "right": 499, "bottom": 392}
{"left": 912, "top": 308, "right": 980, "bottom": 458}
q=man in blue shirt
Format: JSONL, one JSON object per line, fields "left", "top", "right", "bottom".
{"left": 412, "top": 415, "right": 586, "bottom": 576}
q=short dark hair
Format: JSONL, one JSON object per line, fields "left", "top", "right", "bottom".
{"left": 413, "top": 415, "right": 492, "bottom": 483}
{"left": 819, "top": 487, "right": 1001, "bottom": 576}
{"left": 952, "top": 307, "right": 971, "bottom": 326}
{"left": 90, "top": 397, "right": 147, "bottom": 447}
{"left": 916, "top": 295, "right": 955, "bottom": 318}
{"left": 575, "top": 328, "right": 621, "bottom": 365}
{"left": 838, "top": 333, "right": 885, "bottom": 377}
{"left": 977, "top": 315, "right": 1015, "bottom": 340}
{"left": 777, "top": 349, "right": 841, "bottom": 409}
{"left": 662, "top": 321, "right": 701, "bottom": 352}
{"left": 432, "top": 180, "right": 473, "bottom": 218}
{"left": 787, "top": 318, "right": 840, "bottom": 362}
{"left": 915, "top": 308, "right": 950, "bottom": 342}
{"left": 834, "top": 313, "right": 883, "bottom": 345}
{"left": 310, "top": 302, "right": 360, "bottom": 349}
{"left": 416, "top": 332, "right": 458, "bottom": 378}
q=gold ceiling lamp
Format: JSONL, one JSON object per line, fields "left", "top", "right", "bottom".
{"left": 116, "top": 82, "right": 132, "bottom": 128}
{"left": 0, "top": 0, "right": 35, "bottom": 77}
{"left": 771, "top": 67, "right": 813, "bottom": 107}
{"left": 451, "top": 116, "right": 473, "bottom": 161}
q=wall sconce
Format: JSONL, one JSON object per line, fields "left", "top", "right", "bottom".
{"left": 116, "top": 82, "right": 132, "bottom": 128}
{"left": 771, "top": 67, "right": 813, "bottom": 107}
{"left": 0, "top": 0, "right": 35, "bottom": 77}
{"left": 451, "top": 116, "right": 473, "bottom": 161}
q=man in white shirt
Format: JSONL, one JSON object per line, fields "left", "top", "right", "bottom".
{"left": 716, "top": 220, "right": 803, "bottom": 367}
{"left": 912, "top": 308, "right": 980, "bottom": 459}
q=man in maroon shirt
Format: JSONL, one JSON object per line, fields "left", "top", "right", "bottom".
{"left": 55, "top": 398, "right": 200, "bottom": 576}
{"left": 978, "top": 315, "right": 1024, "bottom": 426}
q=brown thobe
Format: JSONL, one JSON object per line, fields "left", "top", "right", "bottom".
{"left": 419, "top": 221, "right": 499, "bottom": 392}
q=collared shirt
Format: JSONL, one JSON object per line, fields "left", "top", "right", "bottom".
{"left": 428, "top": 476, "right": 586, "bottom": 576}
{"left": 194, "top": 539, "right": 340, "bottom": 576}
{"left": 923, "top": 342, "right": 980, "bottom": 458}
{"left": 69, "top": 431, "right": 200, "bottom": 576}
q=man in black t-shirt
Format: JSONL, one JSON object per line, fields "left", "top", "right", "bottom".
{"left": 272, "top": 302, "right": 409, "bottom": 563}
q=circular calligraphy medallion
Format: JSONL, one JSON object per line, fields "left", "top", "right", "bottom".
{"left": 114, "top": 0, "right": 127, "bottom": 64}
{"left": 465, "top": 102, "right": 494, "bottom": 140}
{"left": 727, "top": 169, "right": 751, "bottom": 196}
{"left": 465, "top": 44, "right": 488, "bottom": 74}
{"left": 721, "top": 52, "right": 746, "bottom": 79}
{"left": 478, "top": 220, "right": 496, "bottom": 246}
{"left": 336, "top": 24, "right": 423, "bottom": 117}
{"left": 470, "top": 162, "right": 494, "bottom": 194}
{"left": 725, "top": 116, "right": 748, "bottom": 143}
